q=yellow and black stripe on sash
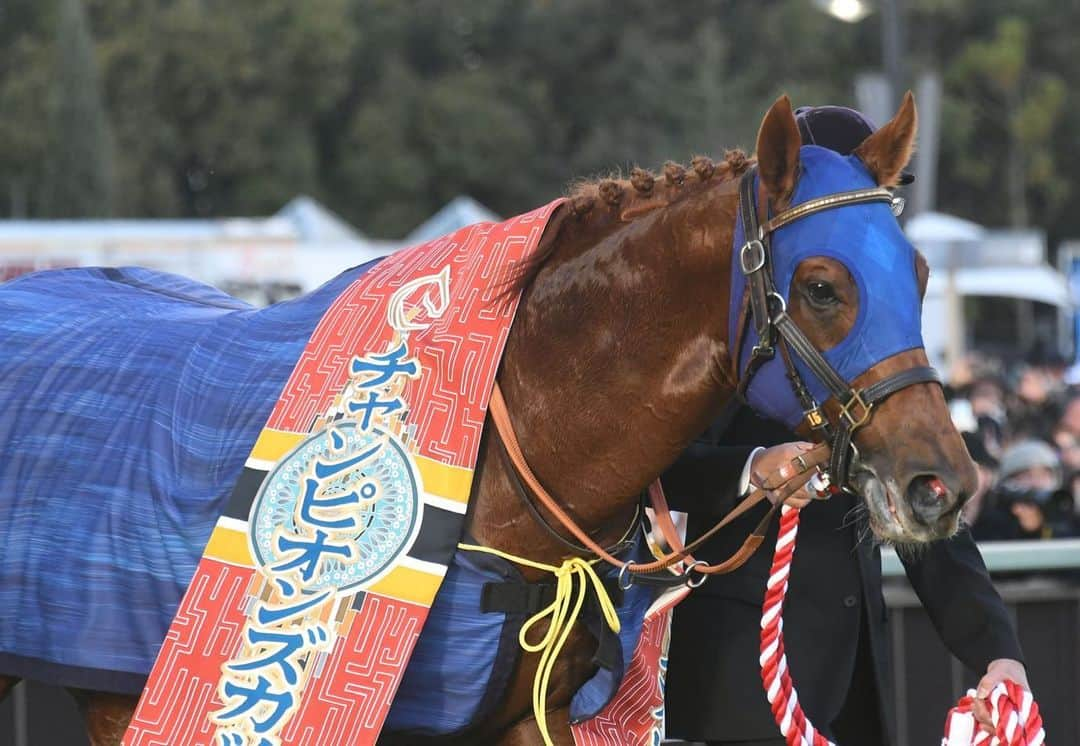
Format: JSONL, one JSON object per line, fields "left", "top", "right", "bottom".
{"left": 203, "top": 427, "right": 470, "bottom": 608}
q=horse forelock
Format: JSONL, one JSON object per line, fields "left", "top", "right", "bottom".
{"left": 505, "top": 149, "right": 753, "bottom": 297}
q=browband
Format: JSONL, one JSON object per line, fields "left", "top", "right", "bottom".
{"left": 762, "top": 187, "right": 894, "bottom": 234}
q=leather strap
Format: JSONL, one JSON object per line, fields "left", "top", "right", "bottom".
{"left": 763, "top": 187, "right": 894, "bottom": 234}
{"left": 773, "top": 312, "right": 851, "bottom": 401}
{"left": 863, "top": 365, "right": 941, "bottom": 402}
{"left": 648, "top": 478, "right": 778, "bottom": 576}
{"left": 488, "top": 382, "right": 773, "bottom": 579}
{"left": 740, "top": 171, "right": 773, "bottom": 349}
{"left": 828, "top": 365, "right": 941, "bottom": 486}
{"left": 494, "top": 430, "right": 640, "bottom": 558}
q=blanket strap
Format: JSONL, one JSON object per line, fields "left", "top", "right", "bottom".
{"left": 481, "top": 579, "right": 623, "bottom": 616}
{"left": 458, "top": 543, "right": 621, "bottom": 746}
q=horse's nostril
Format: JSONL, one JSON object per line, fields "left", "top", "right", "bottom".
{"left": 906, "top": 474, "right": 951, "bottom": 523}
{"left": 925, "top": 476, "right": 948, "bottom": 500}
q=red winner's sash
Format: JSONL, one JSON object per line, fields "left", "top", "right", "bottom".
{"left": 124, "top": 200, "right": 561, "bottom": 746}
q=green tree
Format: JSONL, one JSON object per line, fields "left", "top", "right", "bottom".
{"left": 41, "top": 0, "right": 115, "bottom": 217}
{"left": 91, "top": 0, "right": 356, "bottom": 217}
{"left": 0, "top": 1, "right": 54, "bottom": 216}
{"left": 4, "top": 0, "right": 1080, "bottom": 247}
{"left": 943, "top": 16, "right": 1066, "bottom": 227}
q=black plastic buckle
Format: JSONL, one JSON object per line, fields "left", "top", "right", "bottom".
{"left": 750, "top": 341, "right": 776, "bottom": 361}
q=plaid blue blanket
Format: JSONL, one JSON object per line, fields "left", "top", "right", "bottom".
{"left": 0, "top": 264, "right": 375, "bottom": 691}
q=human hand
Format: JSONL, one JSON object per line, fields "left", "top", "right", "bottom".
{"left": 970, "top": 658, "right": 1030, "bottom": 734}
{"left": 749, "top": 441, "right": 831, "bottom": 509}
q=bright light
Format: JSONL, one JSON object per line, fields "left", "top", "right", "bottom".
{"left": 813, "top": 0, "right": 872, "bottom": 23}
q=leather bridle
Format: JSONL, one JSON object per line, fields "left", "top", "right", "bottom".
{"left": 485, "top": 165, "right": 943, "bottom": 589}
{"left": 732, "top": 166, "right": 941, "bottom": 492}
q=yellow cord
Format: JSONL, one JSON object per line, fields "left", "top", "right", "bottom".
{"left": 457, "top": 543, "right": 622, "bottom": 746}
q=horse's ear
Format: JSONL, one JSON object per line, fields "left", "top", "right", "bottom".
{"left": 754, "top": 95, "right": 801, "bottom": 208}
{"left": 854, "top": 91, "right": 918, "bottom": 187}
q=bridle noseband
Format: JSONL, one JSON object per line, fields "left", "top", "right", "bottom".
{"left": 733, "top": 166, "right": 941, "bottom": 492}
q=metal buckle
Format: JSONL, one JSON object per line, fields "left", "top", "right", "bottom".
{"left": 839, "top": 389, "right": 873, "bottom": 429}
{"left": 740, "top": 239, "right": 766, "bottom": 274}
{"left": 617, "top": 563, "right": 634, "bottom": 591}
{"left": 684, "top": 559, "right": 708, "bottom": 589}
{"left": 891, "top": 196, "right": 906, "bottom": 217}
{"left": 766, "top": 291, "right": 787, "bottom": 318}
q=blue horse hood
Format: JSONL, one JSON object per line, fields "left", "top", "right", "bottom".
{"left": 732, "top": 145, "right": 925, "bottom": 428}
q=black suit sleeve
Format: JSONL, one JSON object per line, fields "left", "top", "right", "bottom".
{"left": 900, "top": 528, "right": 1024, "bottom": 671}
{"left": 661, "top": 442, "right": 756, "bottom": 517}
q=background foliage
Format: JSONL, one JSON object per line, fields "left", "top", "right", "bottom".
{"left": 1, "top": 0, "right": 1075, "bottom": 241}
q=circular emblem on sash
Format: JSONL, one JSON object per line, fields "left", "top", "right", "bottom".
{"left": 248, "top": 423, "right": 423, "bottom": 594}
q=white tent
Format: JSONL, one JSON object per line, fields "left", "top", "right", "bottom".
{"left": 404, "top": 196, "right": 499, "bottom": 245}
{"left": 907, "top": 212, "right": 1074, "bottom": 371}
{"left": 925, "top": 265, "right": 1071, "bottom": 309}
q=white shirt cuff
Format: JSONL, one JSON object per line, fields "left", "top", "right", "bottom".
{"left": 739, "top": 446, "right": 766, "bottom": 498}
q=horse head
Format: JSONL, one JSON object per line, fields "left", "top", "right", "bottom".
{"left": 743, "top": 93, "right": 976, "bottom": 543}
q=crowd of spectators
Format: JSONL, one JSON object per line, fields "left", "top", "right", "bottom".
{"left": 946, "top": 353, "right": 1080, "bottom": 541}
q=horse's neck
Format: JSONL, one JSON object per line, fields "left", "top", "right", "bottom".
{"left": 471, "top": 184, "right": 740, "bottom": 559}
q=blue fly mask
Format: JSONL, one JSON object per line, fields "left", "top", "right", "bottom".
{"left": 728, "top": 144, "right": 940, "bottom": 491}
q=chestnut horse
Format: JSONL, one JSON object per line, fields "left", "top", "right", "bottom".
{"left": 0, "top": 93, "right": 974, "bottom": 745}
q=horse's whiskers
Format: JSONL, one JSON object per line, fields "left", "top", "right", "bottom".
{"left": 839, "top": 501, "right": 865, "bottom": 530}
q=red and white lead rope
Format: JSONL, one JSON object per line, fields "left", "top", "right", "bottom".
{"left": 759, "top": 504, "right": 833, "bottom": 746}
{"left": 759, "top": 504, "right": 1046, "bottom": 746}
{"left": 943, "top": 680, "right": 1045, "bottom": 746}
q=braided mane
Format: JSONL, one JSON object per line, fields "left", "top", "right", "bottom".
{"left": 508, "top": 150, "right": 753, "bottom": 295}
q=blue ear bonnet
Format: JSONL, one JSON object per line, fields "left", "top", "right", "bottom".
{"left": 729, "top": 145, "right": 924, "bottom": 429}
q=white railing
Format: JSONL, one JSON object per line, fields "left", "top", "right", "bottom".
{"left": 882, "top": 538, "right": 1080, "bottom": 577}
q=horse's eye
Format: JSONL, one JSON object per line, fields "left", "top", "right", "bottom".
{"left": 807, "top": 281, "right": 838, "bottom": 306}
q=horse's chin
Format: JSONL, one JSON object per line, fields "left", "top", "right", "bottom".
{"left": 850, "top": 467, "right": 959, "bottom": 545}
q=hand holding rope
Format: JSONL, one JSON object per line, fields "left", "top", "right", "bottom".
{"left": 943, "top": 680, "right": 1045, "bottom": 745}
{"left": 759, "top": 505, "right": 1046, "bottom": 746}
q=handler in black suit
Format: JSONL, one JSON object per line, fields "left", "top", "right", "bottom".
{"left": 663, "top": 407, "right": 1025, "bottom": 745}
{"left": 662, "top": 107, "right": 1027, "bottom": 746}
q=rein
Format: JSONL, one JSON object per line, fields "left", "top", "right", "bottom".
{"left": 487, "top": 382, "right": 777, "bottom": 584}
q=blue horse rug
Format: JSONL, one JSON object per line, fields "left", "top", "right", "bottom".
{"left": 0, "top": 264, "right": 372, "bottom": 691}
{"left": 1, "top": 213, "right": 653, "bottom": 743}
